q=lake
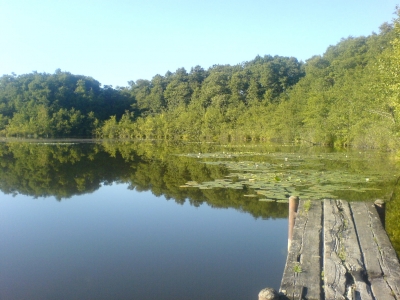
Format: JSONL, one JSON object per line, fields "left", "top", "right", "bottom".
{"left": 0, "top": 140, "right": 399, "bottom": 300}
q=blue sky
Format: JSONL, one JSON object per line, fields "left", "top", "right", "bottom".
{"left": 0, "top": 0, "right": 398, "bottom": 87}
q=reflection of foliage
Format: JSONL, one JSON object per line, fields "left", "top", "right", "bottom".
{"left": 1, "top": 140, "right": 399, "bottom": 253}
{"left": 0, "top": 142, "right": 131, "bottom": 200}
{"left": 386, "top": 178, "right": 400, "bottom": 258}
{"left": 180, "top": 150, "right": 398, "bottom": 201}
{"left": 107, "top": 140, "right": 400, "bottom": 258}
{"left": 0, "top": 141, "right": 288, "bottom": 219}
{"left": 101, "top": 141, "right": 288, "bottom": 219}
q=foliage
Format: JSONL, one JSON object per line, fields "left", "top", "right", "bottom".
{"left": 2, "top": 10, "right": 400, "bottom": 149}
{"left": 95, "top": 12, "right": 400, "bottom": 148}
{"left": 386, "top": 175, "right": 400, "bottom": 258}
{"left": 0, "top": 71, "right": 134, "bottom": 137}
{"left": 303, "top": 200, "right": 311, "bottom": 212}
{"left": 293, "top": 263, "right": 303, "bottom": 273}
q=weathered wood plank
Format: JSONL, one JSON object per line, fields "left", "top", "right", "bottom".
{"left": 280, "top": 200, "right": 322, "bottom": 300}
{"left": 366, "top": 202, "right": 400, "bottom": 299}
{"left": 301, "top": 200, "right": 323, "bottom": 300}
{"left": 323, "top": 199, "right": 347, "bottom": 299}
{"left": 276, "top": 199, "right": 400, "bottom": 300}
{"left": 351, "top": 202, "right": 400, "bottom": 300}
{"left": 338, "top": 200, "right": 373, "bottom": 300}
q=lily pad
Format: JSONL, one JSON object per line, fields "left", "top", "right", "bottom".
{"left": 180, "top": 149, "right": 397, "bottom": 201}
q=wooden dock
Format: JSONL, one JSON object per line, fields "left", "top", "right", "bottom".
{"left": 259, "top": 198, "right": 400, "bottom": 300}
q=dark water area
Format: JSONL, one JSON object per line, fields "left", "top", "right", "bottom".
{"left": 0, "top": 140, "right": 399, "bottom": 299}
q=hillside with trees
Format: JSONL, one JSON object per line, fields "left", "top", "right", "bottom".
{"left": 0, "top": 70, "right": 133, "bottom": 137}
{"left": 1, "top": 12, "right": 400, "bottom": 149}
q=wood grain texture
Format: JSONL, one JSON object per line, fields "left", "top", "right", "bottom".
{"left": 351, "top": 202, "right": 400, "bottom": 300}
{"left": 277, "top": 199, "right": 400, "bottom": 300}
{"left": 280, "top": 200, "right": 322, "bottom": 300}
{"left": 338, "top": 200, "right": 373, "bottom": 300}
{"left": 323, "top": 199, "right": 347, "bottom": 299}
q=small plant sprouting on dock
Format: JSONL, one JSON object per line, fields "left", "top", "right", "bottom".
{"left": 343, "top": 218, "right": 348, "bottom": 230}
{"left": 293, "top": 263, "right": 303, "bottom": 273}
{"left": 338, "top": 247, "right": 346, "bottom": 261}
{"left": 303, "top": 200, "right": 311, "bottom": 212}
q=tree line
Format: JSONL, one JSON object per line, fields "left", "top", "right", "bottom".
{"left": 0, "top": 70, "right": 132, "bottom": 137}
{"left": 1, "top": 12, "right": 400, "bottom": 148}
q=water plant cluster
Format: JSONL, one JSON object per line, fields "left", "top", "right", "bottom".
{"left": 180, "top": 151, "right": 394, "bottom": 201}
{"left": 0, "top": 140, "right": 399, "bottom": 255}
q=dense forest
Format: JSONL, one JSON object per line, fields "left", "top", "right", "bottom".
{"left": 1, "top": 13, "right": 400, "bottom": 148}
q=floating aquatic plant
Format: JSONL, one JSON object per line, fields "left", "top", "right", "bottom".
{"left": 179, "top": 150, "right": 397, "bottom": 202}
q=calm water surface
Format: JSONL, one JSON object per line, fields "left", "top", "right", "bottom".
{"left": 0, "top": 140, "right": 399, "bottom": 300}
{"left": 0, "top": 184, "right": 287, "bottom": 300}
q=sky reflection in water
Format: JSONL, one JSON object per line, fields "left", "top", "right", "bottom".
{"left": 0, "top": 183, "right": 287, "bottom": 300}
